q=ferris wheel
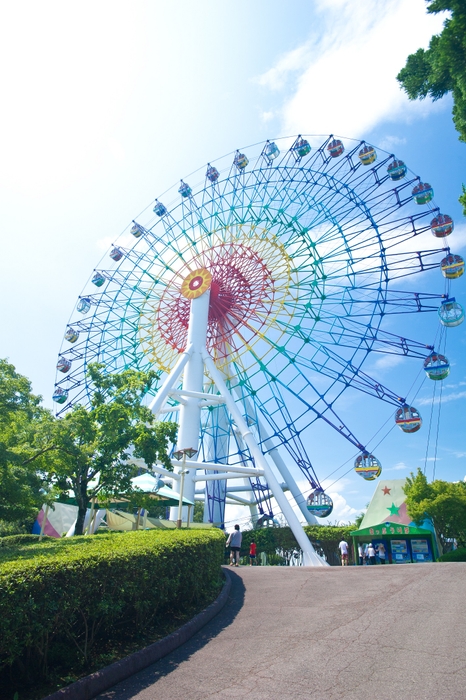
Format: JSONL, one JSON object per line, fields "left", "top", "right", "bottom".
{"left": 53, "top": 135, "right": 463, "bottom": 564}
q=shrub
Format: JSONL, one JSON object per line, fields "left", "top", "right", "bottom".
{"left": 0, "top": 534, "right": 54, "bottom": 548}
{"left": 239, "top": 525, "right": 355, "bottom": 565}
{"left": 438, "top": 547, "right": 466, "bottom": 562}
{"left": 0, "top": 529, "right": 224, "bottom": 687}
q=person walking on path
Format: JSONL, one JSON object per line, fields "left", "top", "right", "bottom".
{"left": 338, "top": 539, "right": 349, "bottom": 566}
{"left": 367, "top": 543, "right": 377, "bottom": 565}
{"left": 249, "top": 540, "right": 257, "bottom": 566}
{"left": 226, "top": 524, "right": 242, "bottom": 566}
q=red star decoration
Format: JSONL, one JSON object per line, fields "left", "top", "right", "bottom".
{"left": 382, "top": 486, "right": 391, "bottom": 495}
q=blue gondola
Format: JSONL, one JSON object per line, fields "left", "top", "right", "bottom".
{"left": 178, "top": 180, "right": 192, "bottom": 198}
{"left": 57, "top": 357, "right": 71, "bottom": 374}
{"left": 359, "top": 145, "right": 376, "bottom": 165}
{"left": 153, "top": 201, "right": 167, "bottom": 217}
{"left": 395, "top": 405, "right": 422, "bottom": 433}
{"left": 354, "top": 452, "right": 382, "bottom": 480}
{"left": 327, "top": 139, "right": 344, "bottom": 158}
{"left": 294, "top": 138, "right": 311, "bottom": 158}
{"left": 438, "top": 298, "right": 464, "bottom": 328}
{"left": 65, "top": 328, "right": 79, "bottom": 343}
{"left": 77, "top": 297, "right": 91, "bottom": 314}
{"left": 110, "top": 247, "right": 124, "bottom": 262}
{"left": 423, "top": 352, "right": 450, "bottom": 380}
{"left": 206, "top": 164, "right": 219, "bottom": 182}
{"left": 52, "top": 388, "right": 68, "bottom": 404}
{"left": 387, "top": 159, "right": 407, "bottom": 180}
{"left": 306, "top": 488, "right": 333, "bottom": 518}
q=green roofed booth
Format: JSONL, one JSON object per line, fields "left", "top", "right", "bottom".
{"left": 104, "top": 473, "right": 203, "bottom": 531}
{"left": 351, "top": 479, "right": 440, "bottom": 564}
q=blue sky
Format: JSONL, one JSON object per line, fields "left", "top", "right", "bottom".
{"left": 1, "top": 0, "right": 465, "bottom": 522}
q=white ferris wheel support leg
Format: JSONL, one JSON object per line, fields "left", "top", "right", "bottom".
{"left": 148, "top": 346, "right": 193, "bottom": 415}
{"left": 169, "top": 290, "right": 211, "bottom": 521}
{"left": 232, "top": 388, "right": 317, "bottom": 526}
{"left": 202, "top": 350, "right": 327, "bottom": 567}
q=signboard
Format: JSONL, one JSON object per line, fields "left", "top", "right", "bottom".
{"left": 411, "top": 539, "right": 432, "bottom": 562}
{"left": 391, "top": 539, "right": 410, "bottom": 563}
{"left": 368, "top": 525, "right": 410, "bottom": 537}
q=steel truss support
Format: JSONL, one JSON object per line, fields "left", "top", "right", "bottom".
{"left": 152, "top": 289, "right": 326, "bottom": 566}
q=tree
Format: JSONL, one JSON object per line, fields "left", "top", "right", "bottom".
{"left": 0, "top": 359, "right": 52, "bottom": 524}
{"left": 193, "top": 501, "right": 205, "bottom": 523}
{"left": 404, "top": 468, "right": 466, "bottom": 548}
{"left": 44, "top": 365, "right": 177, "bottom": 535}
{"left": 396, "top": 1, "right": 466, "bottom": 214}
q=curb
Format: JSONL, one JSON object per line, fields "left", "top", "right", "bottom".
{"left": 43, "top": 570, "right": 232, "bottom": 700}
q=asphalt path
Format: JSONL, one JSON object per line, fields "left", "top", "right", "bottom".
{"left": 97, "top": 563, "right": 466, "bottom": 700}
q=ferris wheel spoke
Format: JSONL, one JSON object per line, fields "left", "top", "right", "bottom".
{"left": 232, "top": 362, "right": 322, "bottom": 489}
{"left": 286, "top": 315, "right": 435, "bottom": 359}
{"left": 234, "top": 345, "right": 367, "bottom": 451}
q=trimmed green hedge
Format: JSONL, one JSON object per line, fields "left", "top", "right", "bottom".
{"left": 239, "top": 525, "right": 355, "bottom": 565}
{"left": 438, "top": 547, "right": 466, "bottom": 562}
{"left": 0, "top": 534, "right": 54, "bottom": 548}
{"left": 0, "top": 529, "right": 225, "bottom": 687}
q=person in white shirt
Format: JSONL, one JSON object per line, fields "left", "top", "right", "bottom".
{"left": 367, "top": 543, "right": 377, "bottom": 565}
{"left": 226, "top": 524, "right": 242, "bottom": 566}
{"left": 357, "top": 542, "right": 365, "bottom": 566}
{"left": 338, "top": 539, "right": 349, "bottom": 566}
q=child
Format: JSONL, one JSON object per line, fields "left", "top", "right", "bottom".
{"left": 249, "top": 540, "right": 257, "bottom": 566}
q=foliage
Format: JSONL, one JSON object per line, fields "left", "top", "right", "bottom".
{"left": 438, "top": 546, "right": 466, "bottom": 562}
{"left": 304, "top": 525, "right": 355, "bottom": 542}
{"left": 0, "top": 534, "right": 54, "bottom": 547}
{"left": 353, "top": 509, "right": 367, "bottom": 529}
{"left": 404, "top": 468, "right": 466, "bottom": 548}
{"left": 396, "top": 1, "right": 466, "bottom": 214}
{"left": 0, "top": 518, "right": 36, "bottom": 537}
{"left": 43, "top": 364, "right": 177, "bottom": 535}
{"left": 193, "top": 501, "right": 205, "bottom": 523}
{"left": 0, "top": 359, "right": 53, "bottom": 523}
{"left": 238, "top": 525, "right": 355, "bottom": 566}
{"left": 0, "top": 529, "right": 224, "bottom": 692}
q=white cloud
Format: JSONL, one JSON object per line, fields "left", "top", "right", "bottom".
{"left": 261, "top": 111, "right": 275, "bottom": 123}
{"left": 257, "top": 0, "right": 447, "bottom": 138}
{"left": 256, "top": 45, "right": 311, "bottom": 91}
{"left": 389, "top": 461, "right": 410, "bottom": 471}
{"left": 377, "top": 135, "right": 407, "bottom": 151}
{"left": 417, "top": 390, "right": 466, "bottom": 406}
{"left": 321, "top": 490, "right": 360, "bottom": 524}
{"left": 372, "top": 354, "right": 404, "bottom": 372}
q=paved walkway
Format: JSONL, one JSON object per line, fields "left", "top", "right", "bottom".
{"left": 98, "top": 563, "right": 466, "bottom": 700}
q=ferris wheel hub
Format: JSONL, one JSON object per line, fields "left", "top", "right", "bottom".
{"left": 181, "top": 268, "right": 212, "bottom": 299}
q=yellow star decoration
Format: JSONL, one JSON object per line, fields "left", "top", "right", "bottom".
{"left": 181, "top": 268, "right": 212, "bottom": 299}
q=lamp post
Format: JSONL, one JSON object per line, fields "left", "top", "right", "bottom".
{"left": 173, "top": 447, "right": 198, "bottom": 528}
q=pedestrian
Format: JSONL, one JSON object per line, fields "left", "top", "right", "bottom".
{"left": 367, "top": 542, "right": 377, "bottom": 565}
{"left": 226, "top": 524, "right": 242, "bottom": 566}
{"left": 357, "top": 542, "right": 365, "bottom": 566}
{"left": 249, "top": 540, "right": 257, "bottom": 566}
{"left": 338, "top": 538, "right": 349, "bottom": 566}
{"left": 377, "top": 542, "right": 386, "bottom": 564}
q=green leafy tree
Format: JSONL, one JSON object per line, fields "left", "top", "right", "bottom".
{"left": 0, "top": 359, "right": 52, "bottom": 524}
{"left": 404, "top": 468, "right": 466, "bottom": 548}
{"left": 193, "top": 501, "right": 204, "bottom": 523}
{"left": 45, "top": 365, "right": 177, "bottom": 535}
{"left": 396, "top": 1, "right": 466, "bottom": 213}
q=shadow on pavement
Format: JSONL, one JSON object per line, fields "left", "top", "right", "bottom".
{"left": 98, "top": 568, "right": 245, "bottom": 699}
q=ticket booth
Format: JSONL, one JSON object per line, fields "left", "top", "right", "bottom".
{"left": 351, "top": 523, "right": 437, "bottom": 563}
